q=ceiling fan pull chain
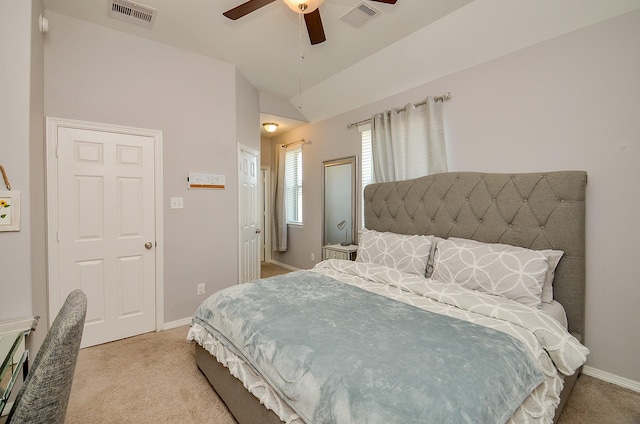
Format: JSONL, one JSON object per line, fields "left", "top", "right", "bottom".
{"left": 298, "top": 11, "right": 304, "bottom": 109}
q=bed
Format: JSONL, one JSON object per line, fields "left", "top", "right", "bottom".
{"left": 188, "top": 171, "right": 588, "bottom": 424}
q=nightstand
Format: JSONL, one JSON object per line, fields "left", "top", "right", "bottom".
{"left": 322, "top": 244, "right": 358, "bottom": 261}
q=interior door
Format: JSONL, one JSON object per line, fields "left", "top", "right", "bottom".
{"left": 239, "top": 145, "right": 260, "bottom": 283}
{"left": 54, "top": 126, "right": 157, "bottom": 347}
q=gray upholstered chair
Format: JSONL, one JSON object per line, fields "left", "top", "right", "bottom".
{"left": 5, "top": 289, "right": 87, "bottom": 424}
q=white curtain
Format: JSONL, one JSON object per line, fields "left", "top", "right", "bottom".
{"left": 272, "top": 144, "right": 288, "bottom": 252}
{"left": 371, "top": 98, "right": 447, "bottom": 182}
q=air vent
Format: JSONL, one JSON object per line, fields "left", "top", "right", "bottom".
{"left": 109, "top": 0, "right": 157, "bottom": 29}
{"left": 340, "top": 1, "right": 382, "bottom": 28}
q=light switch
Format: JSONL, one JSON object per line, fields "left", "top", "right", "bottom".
{"left": 170, "top": 197, "right": 183, "bottom": 209}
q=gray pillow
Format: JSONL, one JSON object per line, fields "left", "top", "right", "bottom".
{"left": 432, "top": 237, "right": 560, "bottom": 307}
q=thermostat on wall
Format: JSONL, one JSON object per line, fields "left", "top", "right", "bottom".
{"left": 188, "top": 172, "right": 225, "bottom": 189}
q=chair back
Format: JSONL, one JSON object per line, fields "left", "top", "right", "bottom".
{"left": 6, "top": 289, "right": 87, "bottom": 424}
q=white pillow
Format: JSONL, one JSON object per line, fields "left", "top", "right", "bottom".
{"left": 432, "top": 237, "right": 560, "bottom": 307}
{"left": 541, "top": 249, "right": 563, "bottom": 304}
{"left": 356, "top": 229, "right": 433, "bottom": 276}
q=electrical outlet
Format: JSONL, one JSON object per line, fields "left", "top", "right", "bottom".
{"left": 197, "top": 283, "right": 205, "bottom": 295}
{"left": 170, "top": 197, "right": 184, "bottom": 209}
{"left": 311, "top": 252, "right": 315, "bottom": 261}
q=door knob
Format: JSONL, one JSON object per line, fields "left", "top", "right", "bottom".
{"left": 255, "top": 229, "right": 261, "bottom": 234}
{"left": 145, "top": 242, "right": 153, "bottom": 249}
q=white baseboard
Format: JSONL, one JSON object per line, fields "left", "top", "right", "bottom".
{"left": 267, "top": 260, "right": 299, "bottom": 271}
{"left": 583, "top": 365, "right": 640, "bottom": 393}
{"left": 163, "top": 317, "right": 192, "bottom": 330}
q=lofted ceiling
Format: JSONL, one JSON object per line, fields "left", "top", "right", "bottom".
{"left": 42, "top": 0, "right": 640, "bottom": 129}
{"left": 260, "top": 114, "right": 308, "bottom": 138}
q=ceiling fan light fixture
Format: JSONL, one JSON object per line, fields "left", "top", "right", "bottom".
{"left": 283, "top": 0, "right": 325, "bottom": 14}
{"left": 263, "top": 122, "right": 279, "bottom": 133}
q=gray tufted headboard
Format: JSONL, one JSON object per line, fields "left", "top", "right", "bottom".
{"left": 364, "top": 171, "right": 587, "bottom": 340}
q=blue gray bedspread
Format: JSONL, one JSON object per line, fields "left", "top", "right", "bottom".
{"left": 193, "top": 270, "right": 545, "bottom": 424}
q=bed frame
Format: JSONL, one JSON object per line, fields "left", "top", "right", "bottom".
{"left": 195, "top": 170, "right": 587, "bottom": 424}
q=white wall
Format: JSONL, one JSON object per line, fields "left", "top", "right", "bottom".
{"left": 270, "top": 10, "right": 640, "bottom": 384}
{"left": 0, "top": 0, "right": 32, "bottom": 318}
{"left": 43, "top": 11, "right": 256, "bottom": 323}
{"left": 0, "top": 0, "right": 45, "bottom": 328}
{"left": 236, "top": 70, "right": 260, "bottom": 151}
{"left": 28, "top": 0, "right": 47, "bottom": 351}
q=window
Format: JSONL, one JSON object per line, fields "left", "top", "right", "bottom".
{"left": 360, "top": 127, "right": 373, "bottom": 229}
{"left": 285, "top": 146, "right": 303, "bottom": 224}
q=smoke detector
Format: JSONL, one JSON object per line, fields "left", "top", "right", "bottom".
{"left": 340, "top": 1, "right": 382, "bottom": 28}
{"left": 109, "top": 0, "right": 157, "bottom": 29}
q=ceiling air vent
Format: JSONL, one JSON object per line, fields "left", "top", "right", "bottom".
{"left": 109, "top": 0, "right": 157, "bottom": 29}
{"left": 340, "top": 1, "right": 382, "bottom": 28}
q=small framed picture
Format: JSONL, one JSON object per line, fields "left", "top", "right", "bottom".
{"left": 0, "top": 191, "right": 20, "bottom": 232}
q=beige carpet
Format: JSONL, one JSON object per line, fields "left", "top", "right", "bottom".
{"left": 64, "top": 324, "right": 640, "bottom": 423}
{"left": 65, "top": 326, "right": 236, "bottom": 424}
{"left": 260, "top": 262, "right": 292, "bottom": 278}
{"left": 558, "top": 374, "right": 640, "bottom": 424}
{"left": 64, "top": 262, "right": 292, "bottom": 423}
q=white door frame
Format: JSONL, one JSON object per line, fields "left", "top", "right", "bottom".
{"left": 45, "top": 117, "right": 164, "bottom": 331}
{"left": 237, "top": 143, "right": 261, "bottom": 283}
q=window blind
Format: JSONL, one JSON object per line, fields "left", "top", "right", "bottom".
{"left": 285, "top": 146, "right": 303, "bottom": 224}
{"left": 360, "top": 128, "right": 373, "bottom": 229}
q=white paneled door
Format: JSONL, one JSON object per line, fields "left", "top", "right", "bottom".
{"left": 51, "top": 124, "right": 158, "bottom": 347}
{"left": 239, "top": 145, "right": 260, "bottom": 283}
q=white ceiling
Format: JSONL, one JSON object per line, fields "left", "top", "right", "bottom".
{"left": 43, "top": 0, "right": 640, "bottom": 127}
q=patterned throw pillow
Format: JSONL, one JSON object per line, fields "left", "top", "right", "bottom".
{"left": 356, "top": 230, "right": 433, "bottom": 277}
{"left": 432, "top": 238, "right": 554, "bottom": 307}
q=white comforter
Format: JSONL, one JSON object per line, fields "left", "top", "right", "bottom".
{"left": 188, "top": 260, "right": 589, "bottom": 424}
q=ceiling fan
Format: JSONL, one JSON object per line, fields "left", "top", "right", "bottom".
{"left": 223, "top": 0, "right": 398, "bottom": 45}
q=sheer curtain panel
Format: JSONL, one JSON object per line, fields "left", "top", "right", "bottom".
{"left": 272, "top": 144, "right": 288, "bottom": 252}
{"left": 371, "top": 98, "right": 447, "bottom": 182}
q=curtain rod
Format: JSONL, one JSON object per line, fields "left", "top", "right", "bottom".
{"left": 280, "top": 138, "right": 310, "bottom": 148}
{"left": 346, "top": 92, "right": 451, "bottom": 129}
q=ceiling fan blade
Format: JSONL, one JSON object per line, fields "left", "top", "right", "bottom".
{"left": 369, "top": 0, "right": 397, "bottom": 3}
{"left": 223, "top": 0, "right": 276, "bottom": 20}
{"left": 304, "top": 9, "right": 326, "bottom": 45}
